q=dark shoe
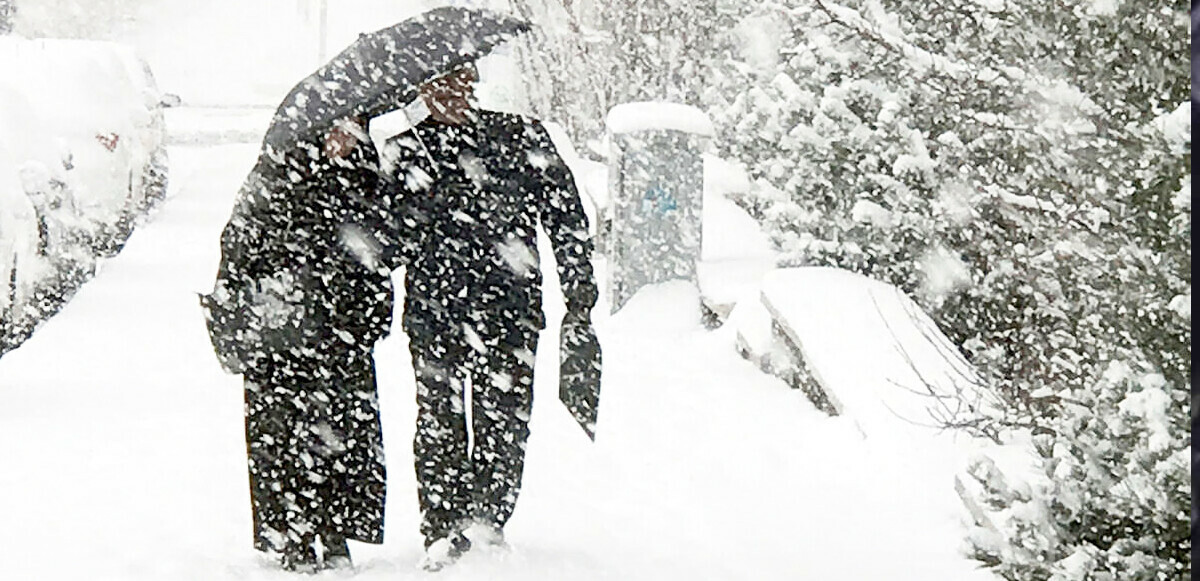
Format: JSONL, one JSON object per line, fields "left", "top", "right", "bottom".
{"left": 419, "top": 533, "right": 471, "bottom": 572}
{"left": 320, "top": 533, "right": 352, "bottom": 570}
{"left": 280, "top": 545, "right": 319, "bottom": 573}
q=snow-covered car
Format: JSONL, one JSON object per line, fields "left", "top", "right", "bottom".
{"left": 0, "top": 37, "right": 169, "bottom": 343}
{"left": 0, "top": 63, "right": 84, "bottom": 334}
{"left": 0, "top": 36, "right": 169, "bottom": 253}
{"left": 0, "top": 145, "right": 40, "bottom": 327}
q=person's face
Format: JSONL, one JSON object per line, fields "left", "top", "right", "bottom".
{"left": 420, "top": 65, "right": 477, "bottom": 125}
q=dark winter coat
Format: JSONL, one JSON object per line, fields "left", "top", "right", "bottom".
{"left": 214, "top": 139, "right": 394, "bottom": 354}
{"left": 379, "top": 109, "right": 597, "bottom": 545}
{"left": 379, "top": 109, "right": 597, "bottom": 340}
{"left": 212, "top": 133, "right": 394, "bottom": 551}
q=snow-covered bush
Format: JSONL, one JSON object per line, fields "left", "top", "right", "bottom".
{"left": 705, "top": 0, "right": 1190, "bottom": 578}
{"left": 504, "top": 0, "right": 719, "bottom": 149}
{"left": 497, "top": 1, "right": 1191, "bottom": 571}
{"left": 968, "top": 361, "right": 1190, "bottom": 580}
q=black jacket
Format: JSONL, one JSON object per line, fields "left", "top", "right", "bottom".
{"left": 213, "top": 135, "right": 395, "bottom": 360}
{"left": 380, "top": 110, "right": 596, "bottom": 338}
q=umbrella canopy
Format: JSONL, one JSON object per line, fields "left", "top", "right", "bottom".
{"left": 262, "top": 6, "right": 531, "bottom": 152}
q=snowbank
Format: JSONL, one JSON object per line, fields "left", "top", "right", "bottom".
{"left": 697, "top": 154, "right": 775, "bottom": 317}
{"left": 724, "top": 266, "right": 1038, "bottom": 537}
{"left": 162, "top": 106, "right": 275, "bottom": 146}
{"left": 755, "top": 267, "right": 995, "bottom": 439}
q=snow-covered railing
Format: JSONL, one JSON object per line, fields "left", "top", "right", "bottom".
{"left": 694, "top": 155, "right": 775, "bottom": 326}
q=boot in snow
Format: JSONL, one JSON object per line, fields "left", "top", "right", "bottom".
{"left": 463, "top": 521, "right": 508, "bottom": 552}
{"left": 419, "top": 533, "right": 471, "bottom": 572}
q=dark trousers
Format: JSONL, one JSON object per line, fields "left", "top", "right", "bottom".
{"left": 408, "top": 321, "right": 538, "bottom": 545}
{"left": 244, "top": 346, "right": 387, "bottom": 557}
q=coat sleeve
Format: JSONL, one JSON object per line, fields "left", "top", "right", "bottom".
{"left": 527, "top": 121, "right": 598, "bottom": 313}
{"left": 334, "top": 140, "right": 400, "bottom": 274}
{"left": 214, "top": 166, "right": 277, "bottom": 296}
{"left": 326, "top": 143, "right": 397, "bottom": 344}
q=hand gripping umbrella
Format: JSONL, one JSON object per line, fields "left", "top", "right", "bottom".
{"left": 261, "top": 5, "right": 531, "bottom": 153}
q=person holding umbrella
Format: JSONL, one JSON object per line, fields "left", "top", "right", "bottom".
{"left": 201, "top": 6, "right": 593, "bottom": 573}
{"left": 379, "top": 60, "right": 600, "bottom": 571}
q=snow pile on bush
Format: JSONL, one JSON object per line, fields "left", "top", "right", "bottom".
{"left": 703, "top": 0, "right": 1190, "bottom": 578}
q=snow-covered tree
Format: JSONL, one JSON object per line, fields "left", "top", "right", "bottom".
{"left": 0, "top": 0, "right": 15, "bottom": 34}
{"left": 11, "top": 0, "right": 140, "bottom": 39}
{"left": 704, "top": 0, "right": 1190, "bottom": 578}
{"left": 500, "top": 0, "right": 607, "bottom": 144}
{"left": 505, "top": 0, "right": 719, "bottom": 148}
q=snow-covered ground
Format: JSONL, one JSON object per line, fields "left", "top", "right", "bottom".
{"left": 0, "top": 134, "right": 999, "bottom": 579}
{"left": 0, "top": 2, "right": 1003, "bottom": 579}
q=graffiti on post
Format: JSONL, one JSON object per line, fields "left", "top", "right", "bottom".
{"left": 641, "top": 183, "right": 678, "bottom": 216}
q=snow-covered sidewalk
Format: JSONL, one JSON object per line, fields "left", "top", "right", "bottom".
{"left": 0, "top": 140, "right": 997, "bottom": 580}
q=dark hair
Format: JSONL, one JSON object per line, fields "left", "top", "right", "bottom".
{"left": 426, "top": 62, "right": 478, "bottom": 87}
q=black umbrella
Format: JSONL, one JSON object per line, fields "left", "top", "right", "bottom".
{"left": 559, "top": 312, "right": 602, "bottom": 440}
{"left": 262, "top": 6, "right": 531, "bottom": 152}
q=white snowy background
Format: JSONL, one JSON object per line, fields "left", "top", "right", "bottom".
{"left": 0, "top": 0, "right": 1038, "bottom": 579}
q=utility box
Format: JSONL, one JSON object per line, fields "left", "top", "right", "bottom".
{"left": 604, "top": 101, "right": 714, "bottom": 313}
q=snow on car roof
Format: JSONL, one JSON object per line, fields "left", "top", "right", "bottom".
{"left": 0, "top": 37, "right": 150, "bottom": 135}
